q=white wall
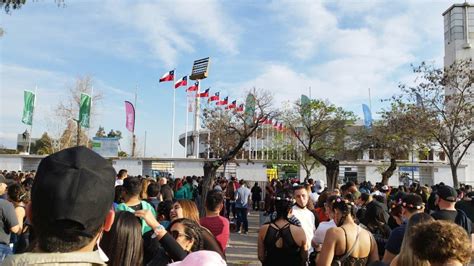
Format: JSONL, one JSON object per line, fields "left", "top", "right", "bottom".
{"left": 0, "top": 157, "right": 23, "bottom": 171}
{"left": 235, "top": 162, "right": 267, "bottom": 182}
{"left": 112, "top": 159, "right": 143, "bottom": 176}
{"left": 174, "top": 161, "right": 204, "bottom": 178}
{"left": 299, "top": 166, "right": 325, "bottom": 183}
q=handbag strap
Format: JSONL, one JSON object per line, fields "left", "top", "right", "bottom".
{"left": 339, "top": 226, "right": 361, "bottom": 262}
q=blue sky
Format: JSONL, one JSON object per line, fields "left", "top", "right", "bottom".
{"left": 0, "top": 0, "right": 450, "bottom": 157}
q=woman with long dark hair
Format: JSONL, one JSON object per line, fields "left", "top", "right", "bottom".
{"left": 100, "top": 211, "right": 143, "bottom": 266}
{"left": 360, "top": 202, "right": 391, "bottom": 259}
{"left": 258, "top": 190, "right": 307, "bottom": 266}
{"left": 317, "top": 197, "right": 379, "bottom": 266}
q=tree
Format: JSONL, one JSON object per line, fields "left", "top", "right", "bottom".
{"left": 354, "top": 103, "right": 432, "bottom": 185}
{"left": 284, "top": 99, "right": 356, "bottom": 190}
{"left": 199, "top": 90, "right": 278, "bottom": 215}
{"left": 1, "top": 0, "right": 64, "bottom": 13}
{"left": 34, "top": 132, "right": 54, "bottom": 155}
{"left": 392, "top": 60, "right": 474, "bottom": 188}
{"left": 54, "top": 76, "right": 102, "bottom": 149}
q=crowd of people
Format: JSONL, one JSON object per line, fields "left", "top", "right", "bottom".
{"left": 0, "top": 146, "right": 472, "bottom": 265}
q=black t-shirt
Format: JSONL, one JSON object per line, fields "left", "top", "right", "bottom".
{"left": 385, "top": 223, "right": 406, "bottom": 255}
{"left": 455, "top": 200, "right": 474, "bottom": 222}
{"left": 431, "top": 209, "right": 457, "bottom": 222}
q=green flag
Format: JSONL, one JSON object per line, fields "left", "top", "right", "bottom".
{"left": 244, "top": 93, "right": 256, "bottom": 125}
{"left": 79, "top": 93, "right": 91, "bottom": 128}
{"left": 301, "top": 94, "right": 311, "bottom": 120}
{"left": 21, "top": 90, "right": 35, "bottom": 125}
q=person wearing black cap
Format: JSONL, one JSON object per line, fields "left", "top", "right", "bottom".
{"left": 455, "top": 191, "right": 474, "bottom": 222}
{"left": 0, "top": 175, "right": 20, "bottom": 261}
{"left": 3, "top": 146, "right": 116, "bottom": 265}
{"left": 431, "top": 185, "right": 472, "bottom": 234}
{"left": 382, "top": 193, "right": 425, "bottom": 265}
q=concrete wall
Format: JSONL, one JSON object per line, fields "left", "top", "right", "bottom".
{"left": 0, "top": 157, "right": 23, "bottom": 171}
{"left": 112, "top": 159, "right": 143, "bottom": 176}
{"left": 235, "top": 162, "right": 267, "bottom": 182}
{"left": 174, "top": 161, "right": 204, "bottom": 178}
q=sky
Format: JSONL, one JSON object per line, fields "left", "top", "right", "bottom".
{"left": 0, "top": 0, "right": 452, "bottom": 157}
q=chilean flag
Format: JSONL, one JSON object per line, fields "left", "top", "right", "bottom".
{"left": 175, "top": 76, "right": 187, "bottom": 89}
{"left": 278, "top": 122, "right": 284, "bottom": 131}
{"left": 159, "top": 70, "right": 174, "bottom": 82}
{"left": 236, "top": 104, "right": 244, "bottom": 112}
{"left": 198, "top": 88, "right": 210, "bottom": 98}
{"left": 216, "top": 96, "right": 228, "bottom": 106}
{"left": 209, "top": 92, "right": 220, "bottom": 102}
{"left": 187, "top": 81, "right": 199, "bottom": 92}
{"left": 273, "top": 121, "right": 279, "bottom": 129}
{"left": 264, "top": 118, "right": 273, "bottom": 125}
{"left": 226, "top": 100, "right": 237, "bottom": 109}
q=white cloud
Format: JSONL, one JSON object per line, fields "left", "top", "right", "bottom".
{"left": 102, "top": 0, "right": 239, "bottom": 67}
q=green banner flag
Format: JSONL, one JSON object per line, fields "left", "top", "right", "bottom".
{"left": 21, "top": 90, "right": 35, "bottom": 125}
{"left": 79, "top": 93, "right": 91, "bottom": 128}
{"left": 301, "top": 94, "right": 311, "bottom": 120}
{"left": 244, "top": 93, "right": 256, "bottom": 125}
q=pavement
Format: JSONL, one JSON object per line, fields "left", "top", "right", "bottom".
{"left": 226, "top": 211, "right": 262, "bottom": 266}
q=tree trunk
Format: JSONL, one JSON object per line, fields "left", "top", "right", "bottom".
{"left": 381, "top": 158, "right": 397, "bottom": 185}
{"left": 450, "top": 163, "right": 459, "bottom": 188}
{"left": 325, "top": 159, "right": 339, "bottom": 190}
{"left": 200, "top": 161, "right": 218, "bottom": 217}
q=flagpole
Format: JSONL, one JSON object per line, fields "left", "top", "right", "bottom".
{"left": 368, "top": 88, "right": 372, "bottom": 113}
{"left": 132, "top": 85, "right": 138, "bottom": 157}
{"left": 194, "top": 80, "right": 201, "bottom": 158}
{"left": 144, "top": 130, "right": 147, "bottom": 157}
{"left": 266, "top": 124, "right": 269, "bottom": 160}
{"left": 87, "top": 86, "right": 94, "bottom": 148}
{"left": 207, "top": 130, "right": 210, "bottom": 159}
{"left": 184, "top": 92, "right": 189, "bottom": 158}
{"left": 27, "top": 86, "right": 37, "bottom": 154}
{"left": 171, "top": 78, "right": 176, "bottom": 158}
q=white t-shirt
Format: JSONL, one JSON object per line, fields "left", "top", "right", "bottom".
{"left": 292, "top": 205, "right": 315, "bottom": 252}
{"left": 313, "top": 219, "right": 336, "bottom": 244}
{"left": 309, "top": 192, "right": 319, "bottom": 205}
{"left": 115, "top": 179, "right": 124, "bottom": 187}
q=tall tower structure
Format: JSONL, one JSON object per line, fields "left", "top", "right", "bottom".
{"left": 443, "top": 2, "right": 474, "bottom": 182}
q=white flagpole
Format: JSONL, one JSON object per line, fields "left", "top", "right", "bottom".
{"left": 207, "top": 130, "right": 210, "bottom": 159}
{"left": 184, "top": 91, "right": 189, "bottom": 158}
{"left": 171, "top": 76, "right": 176, "bottom": 158}
{"left": 194, "top": 81, "right": 201, "bottom": 158}
{"left": 27, "top": 86, "right": 37, "bottom": 154}
{"left": 87, "top": 86, "right": 94, "bottom": 148}
{"left": 266, "top": 124, "right": 269, "bottom": 160}
{"left": 132, "top": 85, "right": 138, "bottom": 157}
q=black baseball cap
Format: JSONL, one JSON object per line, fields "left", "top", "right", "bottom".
{"left": 32, "top": 146, "right": 116, "bottom": 236}
{"left": 437, "top": 185, "right": 458, "bottom": 202}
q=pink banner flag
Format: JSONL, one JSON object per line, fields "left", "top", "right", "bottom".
{"left": 125, "top": 101, "right": 135, "bottom": 133}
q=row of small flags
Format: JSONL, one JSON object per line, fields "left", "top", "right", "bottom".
{"left": 160, "top": 70, "right": 244, "bottom": 111}
{"left": 160, "top": 69, "right": 299, "bottom": 132}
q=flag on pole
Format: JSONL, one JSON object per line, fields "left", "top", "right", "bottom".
{"left": 273, "top": 120, "right": 279, "bottom": 129}
{"left": 159, "top": 70, "right": 175, "bottom": 82}
{"left": 278, "top": 122, "right": 284, "bottom": 131}
{"left": 125, "top": 101, "right": 135, "bottom": 133}
{"left": 362, "top": 104, "right": 372, "bottom": 129}
{"left": 208, "top": 92, "right": 220, "bottom": 102}
{"left": 186, "top": 81, "right": 199, "bottom": 92}
{"left": 79, "top": 93, "right": 92, "bottom": 128}
{"left": 216, "top": 96, "right": 228, "bottom": 105}
{"left": 21, "top": 90, "right": 35, "bottom": 125}
{"left": 244, "top": 93, "right": 256, "bottom": 125}
{"left": 264, "top": 118, "right": 273, "bottom": 125}
{"left": 226, "top": 100, "right": 237, "bottom": 109}
{"left": 175, "top": 76, "right": 187, "bottom": 89}
{"left": 236, "top": 103, "right": 244, "bottom": 112}
{"left": 197, "top": 88, "right": 210, "bottom": 98}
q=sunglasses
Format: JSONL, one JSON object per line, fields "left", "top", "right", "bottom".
{"left": 170, "top": 230, "right": 190, "bottom": 240}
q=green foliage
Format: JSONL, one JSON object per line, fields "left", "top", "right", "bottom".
{"left": 34, "top": 132, "right": 54, "bottom": 155}
{"left": 118, "top": 151, "right": 128, "bottom": 157}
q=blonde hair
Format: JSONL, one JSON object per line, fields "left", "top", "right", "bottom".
{"left": 177, "top": 199, "right": 200, "bottom": 223}
{"left": 396, "top": 213, "right": 433, "bottom": 266}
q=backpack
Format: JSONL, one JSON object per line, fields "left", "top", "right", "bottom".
{"left": 455, "top": 209, "right": 472, "bottom": 234}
